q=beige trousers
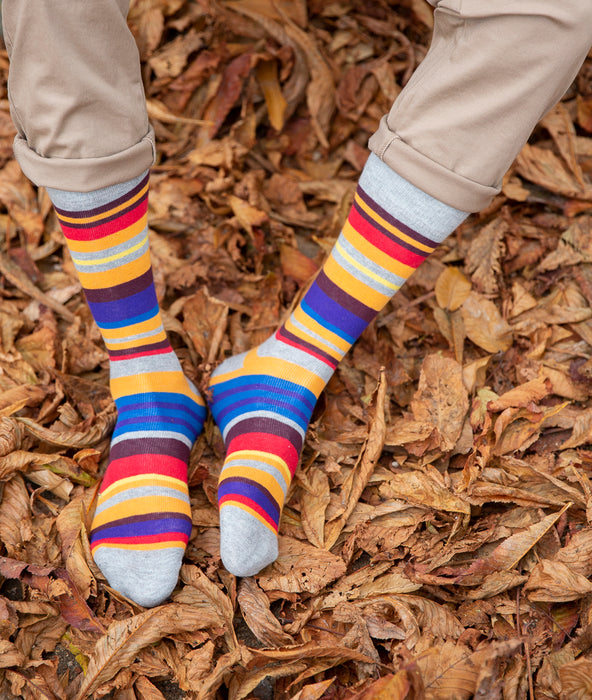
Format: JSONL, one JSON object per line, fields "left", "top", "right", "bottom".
{"left": 3, "top": 1, "right": 592, "bottom": 210}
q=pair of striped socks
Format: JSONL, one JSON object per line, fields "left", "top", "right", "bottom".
{"left": 50, "top": 154, "right": 466, "bottom": 606}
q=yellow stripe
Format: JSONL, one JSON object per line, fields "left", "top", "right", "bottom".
{"left": 226, "top": 449, "right": 292, "bottom": 486}
{"left": 92, "top": 496, "right": 190, "bottom": 528}
{"left": 71, "top": 234, "right": 148, "bottom": 267}
{"left": 77, "top": 251, "right": 151, "bottom": 289}
{"left": 92, "top": 541, "right": 186, "bottom": 552}
{"left": 111, "top": 372, "right": 204, "bottom": 402}
{"left": 102, "top": 312, "right": 162, "bottom": 342}
{"left": 292, "top": 305, "right": 350, "bottom": 355}
{"left": 354, "top": 191, "right": 435, "bottom": 255}
{"left": 220, "top": 466, "right": 286, "bottom": 506}
{"left": 65, "top": 216, "right": 146, "bottom": 253}
{"left": 58, "top": 181, "right": 149, "bottom": 225}
{"left": 99, "top": 474, "right": 187, "bottom": 501}
{"left": 284, "top": 316, "right": 341, "bottom": 362}
{"left": 220, "top": 500, "right": 277, "bottom": 534}
{"left": 324, "top": 255, "right": 389, "bottom": 311}
{"left": 210, "top": 349, "right": 326, "bottom": 398}
{"left": 335, "top": 239, "right": 399, "bottom": 292}
{"left": 343, "top": 220, "right": 414, "bottom": 279}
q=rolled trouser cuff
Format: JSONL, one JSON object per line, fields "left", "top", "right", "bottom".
{"left": 369, "top": 117, "right": 498, "bottom": 213}
{"left": 13, "top": 126, "right": 156, "bottom": 192}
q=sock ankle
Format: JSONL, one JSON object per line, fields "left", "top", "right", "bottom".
{"left": 49, "top": 173, "right": 206, "bottom": 606}
{"left": 209, "top": 154, "right": 468, "bottom": 576}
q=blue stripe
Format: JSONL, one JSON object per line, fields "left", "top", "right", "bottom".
{"left": 115, "top": 392, "right": 206, "bottom": 416}
{"left": 112, "top": 418, "right": 198, "bottom": 442}
{"left": 211, "top": 376, "right": 316, "bottom": 411}
{"left": 96, "top": 304, "right": 160, "bottom": 330}
{"left": 300, "top": 295, "right": 359, "bottom": 344}
{"left": 87, "top": 285, "right": 158, "bottom": 325}
{"left": 214, "top": 396, "right": 310, "bottom": 432}
{"left": 117, "top": 402, "right": 205, "bottom": 425}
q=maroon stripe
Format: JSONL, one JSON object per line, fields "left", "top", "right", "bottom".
{"left": 53, "top": 172, "right": 149, "bottom": 218}
{"left": 277, "top": 327, "right": 338, "bottom": 368}
{"left": 91, "top": 511, "right": 191, "bottom": 537}
{"left": 226, "top": 417, "right": 303, "bottom": 453}
{"left": 110, "top": 438, "right": 190, "bottom": 463}
{"left": 356, "top": 184, "right": 436, "bottom": 249}
{"left": 84, "top": 268, "right": 154, "bottom": 304}
{"left": 316, "top": 270, "right": 376, "bottom": 323}
{"left": 108, "top": 338, "right": 170, "bottom": 358}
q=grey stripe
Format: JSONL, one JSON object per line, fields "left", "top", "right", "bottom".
{"left": 72, "top": 237, "right": 149, "bottom": 275}
{"left": 257, "top": 338, "right": 334, "bottom": 384}
{"left": 109, "top": 353, "right": 181, "bottom": 379}
{"left": 222, "top": 410, "right": 305, "bottom": 442}
{"left": 105, "top": 323, "right": 164, "bottom": 345}
{"left": 288, "top": 313, "right": 344, "bottom": 357}
{"left": 95, "top": 485, "right": 190, "bottom": 517}
{"left": 70, "top": 227, "right": 147, "bottom": 263}
{"left": 47, "top": 171, "right": 148, "bottom": 209}
{"left": 360, "top": 154, "right": 467, "bottom": 243}
{"left": 211, "top": 350, "right": 249, "bottom": 380}
{"left": 338, "top": 233, "right": 405, "bottom": 288}
{"left": 111, "top": 430, "right": 193, "bottom": 448}
{"left": 332, "top": 244, "right": 397, "bottom": 298}
{"left": 222, "top": 458, "right": 289, "bottom": 494}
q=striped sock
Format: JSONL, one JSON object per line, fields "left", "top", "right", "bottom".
{"left": 48, "top": 172, "right": 206, "bottom": 607}
{"left": 209, "top": 155, "right": 468, "bottom": 576}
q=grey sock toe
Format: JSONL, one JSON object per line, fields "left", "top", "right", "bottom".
{"left": 93, "top": 548, "right": 184, "bottom": 607}
{"left": 220, "top": 506, "right": 278, "bottom": 577}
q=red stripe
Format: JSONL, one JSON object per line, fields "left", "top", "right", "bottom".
{"left": 100, "top": 455, "right": 187, "bottom": 492}
{"left": 275, "top": 328, "right": 337, "bottom": 368}
{"left": 219, "top": 493, "right": 278, "bottom": 530}
{"left": 349, "top": 206, "right": 427, "bottom": 269}
{"left": 109, "top": 347, "right": 171, "bottom": 362}
{"left": 60, "top": 199, "right": 147, "bottom": 241}
{"left": 227, "top": 433, "right": 299, "bottom": 476}
{"left": 91, "top": 531, "right": 189, "bottom": 551}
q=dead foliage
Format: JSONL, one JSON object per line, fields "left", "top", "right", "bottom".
{"left": 0, "top": 1, "right": 592, "bottom": 698}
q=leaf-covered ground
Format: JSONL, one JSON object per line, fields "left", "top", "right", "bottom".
{"left": 1, "top": 1, "right": 592, "bottom": 698}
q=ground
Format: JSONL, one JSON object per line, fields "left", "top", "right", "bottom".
{"left": 1, "top": 1, "right": 592, "bottom": 699}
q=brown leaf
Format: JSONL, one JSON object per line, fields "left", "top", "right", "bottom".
{"left": 258, "top": 537, "right": 346, "bottom": 594}
{"left": 256, "top": 59, "right": 288, "bottom": 131}
{"left": 524, "top": 559, "right": 592, "bottom": 602}
{"left": 182, "top": 287, "right": 228, "bottom": 363}
{"left": 461, "top": 292, "right": 512, "bottom": 353}
{"left": 76, "top": 604, "right": 223, "bottom": 699}
{"left": 541, "top": 103, "right": 586, "bottom": 187}
{"left": 289, "top": 678, "right": 335, "bottom": 700}
{"left": 134, "top": 676, "right": 167, "bottom": 700}
{"left": 465, "top": 217, "right": 507, "bottom": 294}
{"left": 410, "top": 354, "right": 469, "bottom": 452}
{"left": 299, "top": 467, "right": 330, "bottom": 548}
{"left": 237, "top": 578, "right": 294, "bottom": 647}
{"left": 435, "top": 267, "right": 472, "bottom": 311}
{"left": 380, "top": 471, "right": 470, "bottom": 517}
{"left": 558, "top": 657, "right": 592, "bottom": 699}
{"left": 486, "top": 377, "right": 551, "bottom": 412}
{"left": 516, "top": 143, "right": 592, "bottom": 200}
{"left": 457, "top": 503, "right": 570, "bottom": 584}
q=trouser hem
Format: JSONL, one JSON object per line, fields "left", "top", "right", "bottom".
{"left": 13, "top": 126, "right": 156, "bottom": 192}
{"left": 369, "top": 117, "right": 499, "bottom": 213}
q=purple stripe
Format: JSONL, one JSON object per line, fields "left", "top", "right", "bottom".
{"left": 84, "top": 268, "right": 154, "bottom": 304}
{"left": 91, "top": 512, "right": 192, "bottom": 539}
{"left": 88, "top": 284, "right": 158, "bottom": 325}
{"left": 356, "top": 184, "right": 436, "bottom": 249}
{"left": 218, "top": 477, "right": 280, "bottom": 522}
{"left": 109, "top": 438, "right": 190, "bottom": 462}
{"left": 226, "top": 417, "right": 303, "bottom": 453}
{"left": 56, "top": 189, "right": 148, "bottom": 230}
{"left": 277, "top": 326, "right": 338, "bottom": 367}
{"left": 53, "top": 172, "right": 149, "bottom": 218}
{"left": 108, "top": 338, "right": 171, "bottom": 358}
{"left": 315, "top": 271, "right": 376, "bottom": 323}
{"left": 116, "top": 416, "right": 196, "bottom": 432}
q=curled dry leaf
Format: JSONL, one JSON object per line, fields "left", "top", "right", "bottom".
{"left": 558, "top": 657, "right": 592, "bottom": 700}
{"left": 486, "top": 376, "right": 551, "bottom": 412}
{"left": 380, "top": 471, "right": 470, "bottom": 517}
{"left": 524, "top": 559, "right": 592, "bottom": 602}
{"left": 238, "top": 577, "right": 294, "bottom": 647}
{"left": 16, "top": 405, "right": 117, "bottom": 448}
{"left": 76, "top": 604, "right": 224, "bottom": 699}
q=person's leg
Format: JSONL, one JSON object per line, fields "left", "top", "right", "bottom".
{"left": 3, "top": 0, "right": 206, "bottom": 606}
{"left": 209, "top": 0, "right": 592, "bottom": 576}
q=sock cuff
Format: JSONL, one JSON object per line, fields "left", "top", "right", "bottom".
{"left": 359, "top": 154, "right": 468, "bottom": 243}
{"left": 47, "top": 170, "right": 149, "bottom": 211}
